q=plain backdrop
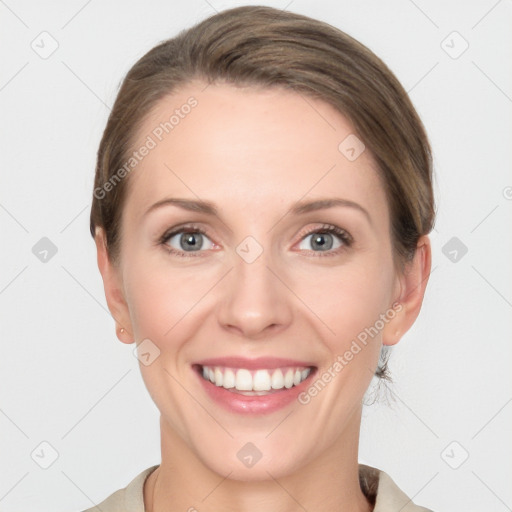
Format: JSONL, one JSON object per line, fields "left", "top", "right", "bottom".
{"left": 1, "top": 1, "right": 511, "bottom": 511}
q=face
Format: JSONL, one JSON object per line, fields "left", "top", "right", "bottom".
{"left": 100, "top": 82, "right": 416, "bottom": 481}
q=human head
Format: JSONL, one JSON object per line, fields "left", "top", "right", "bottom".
{"left": 90, "top": 5, "right": 434, "bottom": 483}
{"left": 90, "top": 6, "right": 434, "bottom": 382}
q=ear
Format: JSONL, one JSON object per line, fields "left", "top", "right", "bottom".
{"left": 382, "top": 235, "right": 432, "bottom": 346}
{"left": 94, "top": 227, "right": 134, "bottom": 344}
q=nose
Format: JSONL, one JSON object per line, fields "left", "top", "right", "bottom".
{"left": 216, "top": 249, "right": 293, "bottom": 339}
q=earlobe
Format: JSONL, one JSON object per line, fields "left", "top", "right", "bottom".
{"left": 382, "top": 236, "right": 432, "bottom": 346}
{"left": 116, "top": 326, "right": 134, "bottom": 344}
{"left": 94, "top": 228, "right": 135, "bottom": 344}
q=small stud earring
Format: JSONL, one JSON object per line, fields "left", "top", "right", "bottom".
{"left": 120, "top": 328, "right": 125, "bottom": 334}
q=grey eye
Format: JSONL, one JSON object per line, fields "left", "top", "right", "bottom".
{"left": 298, "top": 232, "right": 343, "bottom": 252}
{"left": 166, "top": 232, "right": 214, "bottom": 252}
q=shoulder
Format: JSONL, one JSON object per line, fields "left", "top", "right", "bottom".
{"left": 359, "top": 464, "right": 434, "bottom": 512}
{"left": 80, "top": 465, "right": 159, "bottom": 512}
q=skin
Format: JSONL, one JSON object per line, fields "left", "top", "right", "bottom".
{"left": 95, "top": 81, "right": 431, "bottom": 512}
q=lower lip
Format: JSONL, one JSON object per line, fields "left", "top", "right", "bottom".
{"left": 194, "top": 366, "right": 316, "bottom": 415}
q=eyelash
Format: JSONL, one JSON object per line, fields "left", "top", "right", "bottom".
{"left": 158, "top": 223, "right": 353, "bottom": 258}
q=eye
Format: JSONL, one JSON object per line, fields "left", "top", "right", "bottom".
{"left": 158, "top": 223, "right": 352, "bottom": 258}
{"left": 297, "top": 224, "right": 352, "bottom": 255}
{"left": 160, "top": 225, "right": 215, "bottom": 256}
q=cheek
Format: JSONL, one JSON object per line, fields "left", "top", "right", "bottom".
{"left": 125, "top": 274, "right": 171, "bottom": 340}
{"left": 123, "top": 251, "right": 221, "bottom": 344}
{"left": 295, "top": 255, "right": 395, "bottom": 343}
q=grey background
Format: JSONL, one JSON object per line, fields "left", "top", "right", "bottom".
{"left": 1, "top": 1, "right": 511, "bottom": 511}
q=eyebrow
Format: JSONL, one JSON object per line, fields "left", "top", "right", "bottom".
{"left": 143, "top": 197, "right": 372, "bottom": 224}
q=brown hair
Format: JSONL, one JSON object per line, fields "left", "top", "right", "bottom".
{"left": 90, "top": 5, "right": 435, "bottom": 380}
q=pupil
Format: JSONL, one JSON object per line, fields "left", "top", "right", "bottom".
{"left": 312, "top": 233, "right": 333, "bottom": 251}
{"left": 181, "top": 233, "right": 202, "bottom": 251}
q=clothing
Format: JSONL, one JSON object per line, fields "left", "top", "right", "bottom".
{"left": 82, "top": 464, "right": 433, "bottom": 511}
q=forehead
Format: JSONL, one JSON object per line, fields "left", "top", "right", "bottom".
{"left": 123, "top": 81, "right": 387, "bottom": 223}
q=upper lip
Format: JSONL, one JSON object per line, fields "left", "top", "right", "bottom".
{"left": 194, "top": 356, "right": 316, "bottom": 370}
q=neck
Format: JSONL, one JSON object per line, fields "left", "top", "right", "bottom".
{"left": 145, "top": 409, "right": 372, "bottom": 512}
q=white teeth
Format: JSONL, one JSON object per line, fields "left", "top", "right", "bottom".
{"left": 253, "top": 369, "right": 272, "bottom": 391}
{"left": 200, "top": 365, "right": 312, "bottom": 392}
{"left": 284, "top": 369, "right": 294, "bottom": 389}
{"left": 235, "top": 369, "right": 253, "bottom": 391}
{"left": 214, "top": 367, "right": 223, "bottom": 387}
{"left": 222, "top": 368, "right": 235, "bottom": 389}
{"left": 271, "top": 369, "right": 284, "bottom": 389}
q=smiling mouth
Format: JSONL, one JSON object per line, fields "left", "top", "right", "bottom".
{"left": 193, "top": 364, "right": 317, "bottom": 395}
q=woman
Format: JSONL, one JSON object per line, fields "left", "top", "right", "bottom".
{"left": 86, "top": 5, "right": 434, "bottom": 511}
